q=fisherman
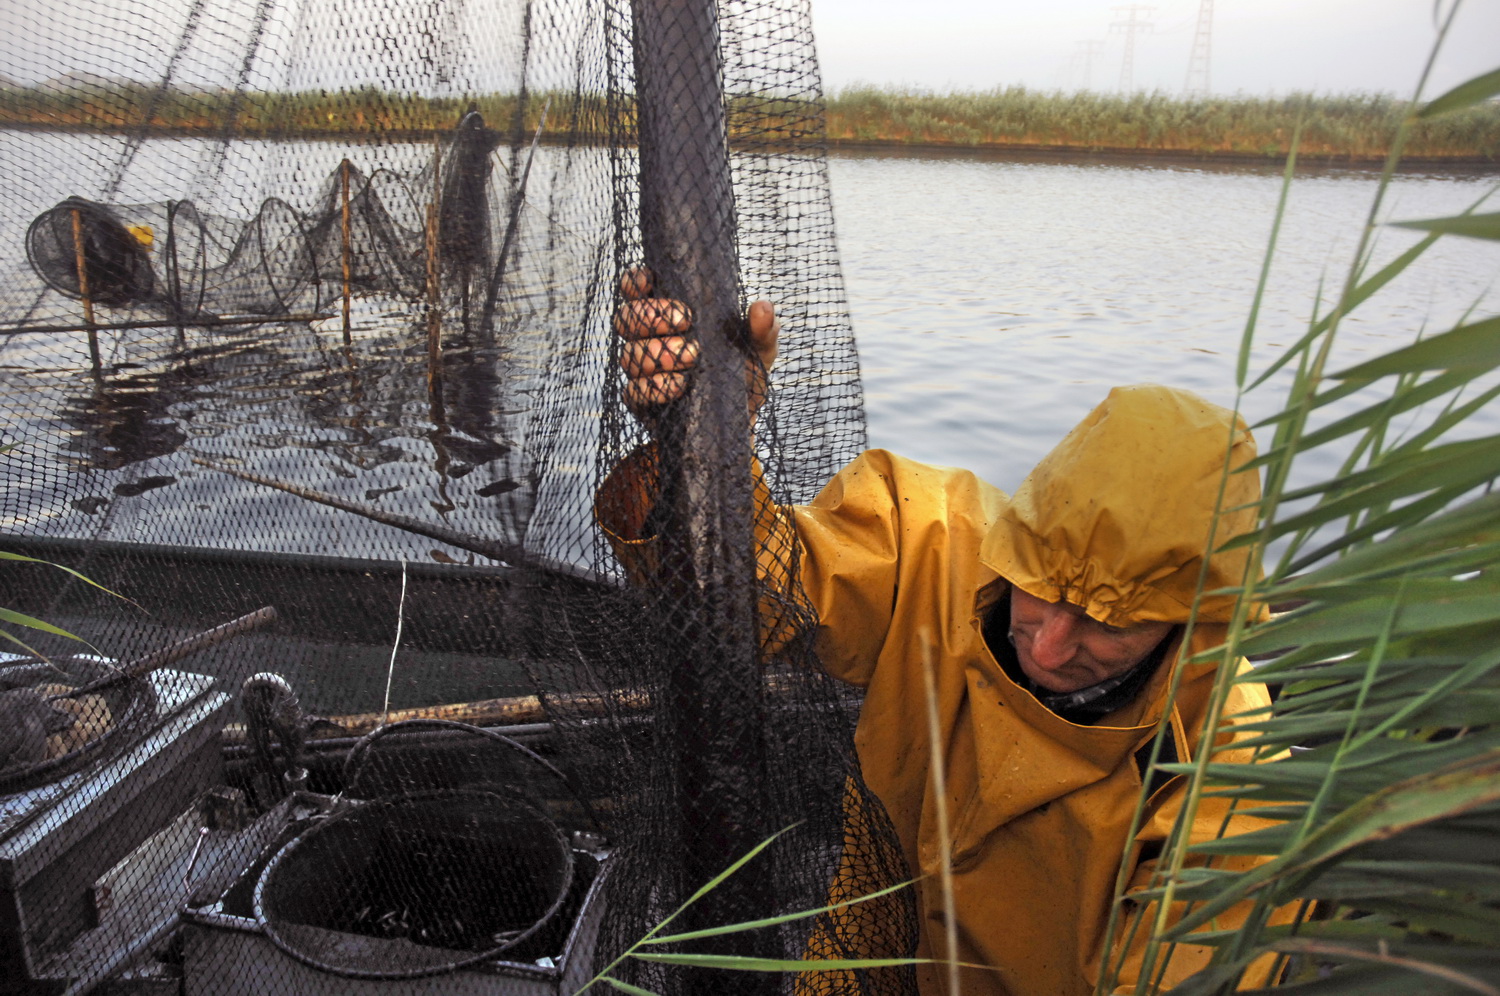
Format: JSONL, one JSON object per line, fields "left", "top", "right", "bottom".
{"left": 601, "top": 273, "right": 1285, "bottom": 996}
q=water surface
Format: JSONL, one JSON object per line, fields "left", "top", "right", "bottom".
{"left": 828, "top": 150, "right": 1500, "bottom": 496}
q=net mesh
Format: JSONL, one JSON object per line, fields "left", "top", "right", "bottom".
{"left": 0, "top": 0, "right": 916, "bottom": 992}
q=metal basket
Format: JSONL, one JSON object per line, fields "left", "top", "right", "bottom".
{"left": 251, "top": 721, "right": 584, "bottom": 980}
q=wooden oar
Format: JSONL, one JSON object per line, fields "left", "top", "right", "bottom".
{"left": 192, "top": 459, "right": 606, "bottom": 586}
{"left": 221, "top": 686, "right": 645, "bottom": 745}
{"left": 49, "top": 605, "right": 278, "bottom": 700}
{"left": 219, "top": 673, "right": 811, "bottom": 746}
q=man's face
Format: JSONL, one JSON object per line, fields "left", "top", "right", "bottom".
{"left": 1008, "top": 588, "right": 1172, "bottom": 694}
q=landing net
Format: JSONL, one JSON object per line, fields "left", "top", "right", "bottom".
{"left": 0, "top": 0, "right": 915, "bottom": 993}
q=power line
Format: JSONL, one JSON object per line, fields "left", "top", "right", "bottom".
{"left": 1184, "top": 0, "right": 1213, "bottom": 96}
{"left": 1109, "top": 5, "right": 1155, "bottom": 93}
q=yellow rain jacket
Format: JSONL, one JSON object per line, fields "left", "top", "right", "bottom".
{"left": 600, "top": 384, "right": 1280, "bottom": 996}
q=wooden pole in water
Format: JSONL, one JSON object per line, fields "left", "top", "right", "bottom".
{"left": 339, "top": 159, "right": 353, "bottom": 343}
{"left": 426, "top": 134, "right": 443, "bottom": 397}
{"left": 629, "top": 0, "right": 772, "bottom": 982}
{"left": 165, "top": 201, "right": 187, "bottom": 346}
{"left": 190, "top": 458, "right": 604, "bottom": 584}
{"left": 70, "top": 208, "right": 103, "bottom": 380}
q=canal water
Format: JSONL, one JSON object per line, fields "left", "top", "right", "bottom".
{"left": 828, "top": 148, "right": 1500, "bottom": 495}
{"left": 1, "top": 133, "right": 1496, "bottom": 557}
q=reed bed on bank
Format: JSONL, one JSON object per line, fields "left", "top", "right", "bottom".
{"left": 0, "top": 85, "right": 592, "bottom": 139}
{"left": 5, "top": 81, "right": 1497, "bottom": 162}
{"left": 825, "top": 85, "right": 1500, "bottom": 160}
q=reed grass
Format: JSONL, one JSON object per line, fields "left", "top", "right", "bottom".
{"left": 0, "top": 550, "right": 124, "bottom": 657}
{"left": 825, "top": 84, "right": 1500, "bottom": 161}
{"left": 0, "top": 84, "right": 606, "bottom": 141}
{"left": 5, "top": 81, "right": 1497, "bottom": 161}
{"left": 1093, "top": 26, "right": 1500, "bottom": 993}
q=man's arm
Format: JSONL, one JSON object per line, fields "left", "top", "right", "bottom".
{"left": 600, "top": 266, "right": 781, "bottom": 563}
{"left": 600, "top": 270, "right": 804, "bottom": 649}
{"left": 603, "top": 273, "right": 907, "bottom": 678}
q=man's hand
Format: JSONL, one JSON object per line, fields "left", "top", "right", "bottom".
{"left": 614, "top": 269, "right": 779, "bottom": 421}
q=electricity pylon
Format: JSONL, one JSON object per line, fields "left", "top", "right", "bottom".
{"left": 1076, "top": 39, "right": 1106, "bottom": 91}
{"left": 1184, "top": 0, "right": 1213, "bottom": 96}
{"left": 1110, "top": 5, "right": 1155, "bottom": 92}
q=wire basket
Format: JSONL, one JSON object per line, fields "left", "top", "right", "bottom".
{"left": 254, "top": 785, "right": 575, "bottom": 979}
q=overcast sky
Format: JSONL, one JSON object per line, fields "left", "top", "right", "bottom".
{"left": 4, "top": 0, "right": 1494, "bottom": 101}
{"left": 809, "top": 0, "right": 1500, "bottom": 98}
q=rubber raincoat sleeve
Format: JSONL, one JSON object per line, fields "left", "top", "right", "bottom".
{"left": 593, "top": 443, "right": 816, "bottom": 658}
{"left": 596, "top": 444, "right": 933, "bottom": 686}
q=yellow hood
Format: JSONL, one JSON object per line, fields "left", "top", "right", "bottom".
{"left": 980, "top": 384, "right": 1263, "bottom": 629}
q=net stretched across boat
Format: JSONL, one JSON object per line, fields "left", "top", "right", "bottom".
{"left": 0, "top": 0, "right": 917, "bottom": 992}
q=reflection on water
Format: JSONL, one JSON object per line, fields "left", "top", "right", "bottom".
{"left": 0, "top": 132, "right": 615, "bottom": 563}
{"left": 60, "top": 364, "right": 196, "bottom": 472}
{"left": 0, "top": 303, "right": 540, "bottom": 561}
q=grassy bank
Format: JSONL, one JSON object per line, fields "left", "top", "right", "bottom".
{"left": 4, "top": 83, "right": 1497, "bottom": 162}
{"left": 825, "top": 85, "right": 1500, "bottom": 161}
{"left": 0, "top": 85, "right": 571, "bottom": 139}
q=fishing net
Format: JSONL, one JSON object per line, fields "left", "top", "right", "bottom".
{"left": 0, "top": 0, "right": 916, "bottom": 992}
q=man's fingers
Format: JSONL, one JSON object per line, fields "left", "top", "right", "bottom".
{"left": 625, "top": 372, "right": 688, "bottom": 409}
{"left": 614, "top": 298, "right": 692, "bottom": 341}
{"left": 746, "top": 298, "right": 780, "bottom": 371}
{"left": 619, "top": 268, "right": 654, "bottom": 301}
{"left": 615, "top": 289, "right": 692, "bottom": 414}
{"left": 613, "top": 283, "right": 778, "bottom": 422}
{"left": 622, "top": 337, "right": 698, "bottom": 378}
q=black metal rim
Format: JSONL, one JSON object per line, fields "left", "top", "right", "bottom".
{"left": 25, "top": 196, "right": 156, "bottom": 306}
{"left": 252, "top": 786, "right": 577, "bottom": 980}
{"left": 341, "top": 717, "right": 606, "bottom": 834}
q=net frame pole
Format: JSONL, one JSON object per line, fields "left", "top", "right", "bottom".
{"left": 165, "top": 201, "right": 187, "bottom": 345}
{"left": 70, "top": 207, "right": 103, "bottom": 379}
{"left": 2, "top": 314, "right": 329, "bottom": 336}
{"left": 340, "top": 158, "right": 353, "bottom": 342}
{"left": 629, "top": 0, "right": 774, "bottom": 975}
{"left": 426, "top": 135, "right": 443, "bottom": 397}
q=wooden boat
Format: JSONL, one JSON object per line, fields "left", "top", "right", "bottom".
{"left": 0, "top": 531, "right": 628, "bottom": 995}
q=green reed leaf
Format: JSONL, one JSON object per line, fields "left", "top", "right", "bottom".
{"left": 0, "top": 550, "right": 132, "bottom": 604}
{"left": 0, "top": 628, "right": 48, "bottom": 659}
{"left": 1263, "top": 938, "right": 1500, "bottom": 996}
{"left": 1168, "top": 751, "right": 1500, "bottom": 936}
{"left": 1309, "top": 860, "right": 1500, "bottom": 902}
{"left": 1334, "top": 316, "right": 1500, "bottom": 379}
{"left": 642, "top": 878, "right": 917, "bottom": 945}
{"left": 1393, "top": 212, "right": 1500, "bottom": 242}
{"left": 1249, "top": 438, "right": 1500, "bottom": 540}
{"left": 1418, "top": 65, "right": 1500, "bottom": 117}
{"left": 1280, "top": 485, "right": 1497, "bottom": 578}
{"left": 1238, "top": 579, "right": 1500, "bottom": 653}
{"left": 1284, "top": 371, "right": 1500, "bottom": 458}
{"left": 1247, "top": 232, "right": 1440, "bottom": 393}
{"left": 0, "top": 607, "right": 87, "bottom": 641}
{"left": 1268, "top": 491, "right": 1500, "bottom": 588}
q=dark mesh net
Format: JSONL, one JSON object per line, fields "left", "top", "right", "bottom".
{"left": 0, "top": 0, "right": 916, "bottom": 993}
